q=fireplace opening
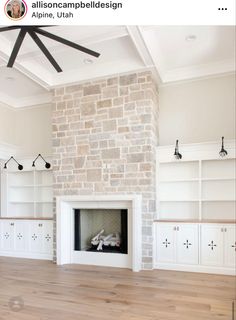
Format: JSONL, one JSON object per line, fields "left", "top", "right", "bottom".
{"left": 74, "top": 209, "right": 128, "bottom": 254}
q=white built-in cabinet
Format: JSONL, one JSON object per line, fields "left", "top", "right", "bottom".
{"left": 0, "top": 219, "right": 53, "bottom": 260}
{"left": 0, "top": 157, "right": 53, "bottom": 260}
{"left": 156, "top": 223, "right": 198, "bottom": 265}
{"left": 201, "top": 224, "right": 236, "bottom": 268}
{"left": 155, "top": 222, "right": 235, "bottom": 275}
{"left": 155, "top": 141, "right": 236, "bottom": 275}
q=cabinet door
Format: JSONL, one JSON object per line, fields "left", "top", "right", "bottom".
{"left": 0, "top": 221, "right": 15, "bottom": 251}
{"left": 29, "top": 222, "right": 44, "bottom": 253}
{"left": 224, "top": 225, "right": 236, "bottom": 268}
{"left": 201, "top": 225, "right": 224, "bottom": 266}
{"left": 176, "top": 224, "right": 198, "bottom": 265}
{"left": 42, "top": 221, "right": 53, "bottom": 254}
{"left": 156, "top": 224, "right": 175, "bottom": 263}
{"left": 14, "top": 221, "right": 28, "bottom": 252}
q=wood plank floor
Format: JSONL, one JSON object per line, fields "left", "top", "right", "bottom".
{"left": 0, "top": 257, "right": 235, "bottom": 320}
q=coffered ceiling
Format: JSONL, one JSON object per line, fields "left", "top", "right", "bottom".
{"left": 0, "top": 25, "right": 235, "bottom": 108}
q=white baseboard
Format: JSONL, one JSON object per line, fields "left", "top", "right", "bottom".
{"left": 155, "top": 263, "right": 235, "bottom": 275}
{"left": 0, "top": 251, "right": 53, "bottom": 261}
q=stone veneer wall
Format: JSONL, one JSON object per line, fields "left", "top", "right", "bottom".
{"left": 52, "top": 71, "right": 159, "bottom": 269}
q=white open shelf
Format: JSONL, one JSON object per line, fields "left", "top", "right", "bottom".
{"left": 157, "top": 143, "right": 236, "bottom": 223}
{"left": 1, "top": 158, "right": 53, "bottom": 219}
{"left": 159, "top": 161, "right": 199, "bottom": 181}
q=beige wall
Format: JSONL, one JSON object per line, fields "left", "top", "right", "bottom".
{"left": 15, "top": 105, "right": 52, "bottom": 157}
{"left": 0, "top": 105, "right": 16, "bottom": 145}
{"left": 0, "top": 104, "right": 52, "bottom": 157}
{"left": 159, "top": 74, "right": 235, "bottom": 145}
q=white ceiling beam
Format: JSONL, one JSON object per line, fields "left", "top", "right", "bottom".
{"left": 126, "top": 26, "right": 162, "bottom": 85}
{"left": 16, "top": 27, "right": 129, "bottom": 62}
{"left": 0, "top": 27, "right": 130, "bottom": 91}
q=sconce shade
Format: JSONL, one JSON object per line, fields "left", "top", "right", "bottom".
{"left": 219, "top": 137, "right": 228, "bottom": 158}
{"left": 174, "top": 140, "right": 182, "bottom": 160}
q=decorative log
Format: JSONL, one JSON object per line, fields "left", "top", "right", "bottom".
{"left": 91, "top": 230, "right": 121, "bottom": 250}
{"left": 91, "top": 229, "right": 104, "bottom": 242}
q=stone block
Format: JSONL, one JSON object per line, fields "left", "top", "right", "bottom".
{"left": 83, "top": 84, "right": 101, "bottom": 96}
{"left": 127, "top": 153, "right": 145, "bottom": 163}
{"left": 109, "top": 106, "right": 123, "bottom": 119}
{"left": 102, "top": 86, "right": 118, "bottom": 98}
{"left": 97, "top": 99, "right": 112, "bottom": 109}
{"left": 77, "top": 145, "right": 89, "bottom": 155}
{"left": 87, "top": 169, "right": 102, "bottom": 182}
{"left": 74, "top": 157, "right": 85, "bottom": 168}
{"left": 103, "top": 119, "right": 117, "bottom": 132}
{"left": 80, "top": 102, "right": 96, "bottom": 116}
{"left": 119, "top": 74, "right": 137, "bottom": 86}
{"left": 101, "top": 148, "right": 120, "bottom": 159}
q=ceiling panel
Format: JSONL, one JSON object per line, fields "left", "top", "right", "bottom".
{"left": 0, "top": 25, "right": 235, "bottom": 107}
{"left": 141, "top": 26, "right": 235, "bottom": 81}
{"left": 0, "top": 67, "right": 47, "bottom": 98}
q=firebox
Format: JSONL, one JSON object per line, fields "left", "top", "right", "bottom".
{"left": 74, "top": 209, "right": 128, "bottom": 254}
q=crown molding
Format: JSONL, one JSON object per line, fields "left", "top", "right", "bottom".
{"left": 159, "top": 71, "right": 235, "bottom": 88}
{"left": 0, "top": 92, "right": 52, "bottom": 109}
{"left": 161, "top": 59, "right": 235, "bottom": 83}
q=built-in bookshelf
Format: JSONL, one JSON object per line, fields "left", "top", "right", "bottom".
{"left": 157, "top": 141, "right": 236, "bottom": 222}
{"left": 1, "top": 158, "right": 53, "bottom": 218}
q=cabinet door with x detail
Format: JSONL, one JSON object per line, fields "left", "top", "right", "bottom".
{"left": 224, "top": 225, "right": 236, "bottom": 268}
{"left": 176, "top": 224, "right": 198, "bottom": 265}
{"left": 156, "top": 224, "right": 175, "bottom": 263}
{"left": 201, "top": 225, "right": 224, "bottom": 266}
{"left": 15, "top": 221, "right": 28, "bottom": 252}
{"left": 29, "top": 222, "right": 44, "bottom": 253}
{"left": 42, "top": 221, "right": 53, "bottom": 254}
{"left": 0, "top": 221, "right": 14, "bottom": 251}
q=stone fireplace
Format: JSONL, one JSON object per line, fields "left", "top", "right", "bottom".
{"left": 52, "top": 71, "right": 158, "bottom": 269}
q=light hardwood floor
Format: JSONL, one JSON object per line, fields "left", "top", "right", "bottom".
{"left": 0, "top": 257, "right": 235, "bottom": 320}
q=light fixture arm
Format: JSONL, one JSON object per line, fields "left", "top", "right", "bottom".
{"left": 4, "top": 156, "right": 23, "bottom": 170}
{"left": 174, "top": 140, "right": 179, "bottom": 155}
{"left": 32, "top": 154, "right": 51, "bottom": 169}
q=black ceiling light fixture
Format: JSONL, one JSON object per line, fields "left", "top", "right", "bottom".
{"left": 32, "top": 154, "right": 51, "bottom": 169}
{"left": 4, "top": 156, "right": 23, "bottom": 171}
{"left": 174, "top": 140, "right": 182, "bottom": 160}
{"left": 219, "top": 136, "right": 228, "bottom": 158}
{"left": 0, "top": 26, "right": 100, "bottom": 72}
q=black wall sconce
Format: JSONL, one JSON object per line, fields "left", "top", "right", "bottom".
{"left": 4, "top": 156, "right": 23, "bottom": 170}
{"left": 219, "top": 137, "right": 228, "bottom": 158}
{"left": 174, "top": 140, "right": 182, "bottom": 160}
{"left": 32, "top": 154, "right": 51, "bottom": 169}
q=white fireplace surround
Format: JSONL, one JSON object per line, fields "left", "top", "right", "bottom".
{"left": 56, "top": 195, "right": 142, "bottom": 272}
